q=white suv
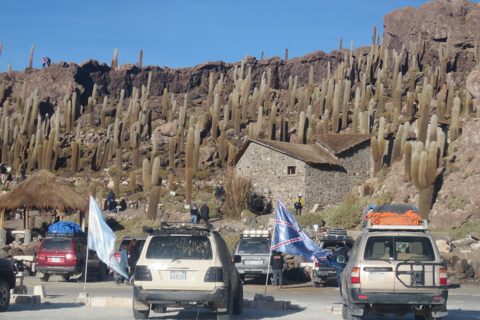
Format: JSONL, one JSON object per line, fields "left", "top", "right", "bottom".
{"left": 340, "top": 205, "right": 448, "bottom": 320}
{"left": 132, "top": 223, "right": 243, "bottom": 320}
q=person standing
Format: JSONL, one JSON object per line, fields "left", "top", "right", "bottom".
{"left": 46, "top": 57, "right": 51, "bottom": 66}
{"left": 108, "top": 189, "right": 115, "bottom": 211}
{"left": 0, "top": 163, "right": 6, "bottom": 184}
{"left": 116, "top": 244, "right": 129, "bottom": 285}
{"left": 128, "top": 239, "right": 139, "bottom": 281}
{"left": 42, "top": 57, "right": 46, "bottom": 68}
{"left": 294, "top": 193, "right": 304, "bottom": 216}
{"left": 190, "top": 203, "right": 198, "bottom": 225}
{"left": 270, "top": 251, "right": 284, "bottom": 289}
{"left": 331, "top": 241, "right": 349, "bottom": 288}
{"left": 200, "top": 202, "right": 210, "bottom": 223}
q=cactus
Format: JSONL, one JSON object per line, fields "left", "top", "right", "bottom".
{"left": 410, "top": 142, "right": 438, "bottom": 219}
{"left": 193, "top": 123, "right": 201, "bottom": 172}
{"left": 390, "top": 125, "right": 403, "bottom": 165}
{"left": 403, "top": 142, "right": 412, "bottom": 182}
{"left": 449, "top": 97, "right": 461, "bottom": 142}
{"left": 169, "top": 137, "right": 175, "bottom": 168}
{"left": 142, "top": 158, "right": 152, "bottom": 192}
{"left": 29, "top": 45, "right": 34, "bottom": 69}
{"left": 371, "top": 136, "right": 385, "bottom": 177}
{"left": 417, "top": 85, "right": 432, "bottom": 145}
{"left": 147, "top": 158, "right": 162, "bottom": 220}
{"left": 168, "top": 172, "right": 174, "bottom": 192}
{"left": 297, "top": 111, "right": 306, "bottom": 144}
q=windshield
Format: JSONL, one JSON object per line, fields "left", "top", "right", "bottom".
{"left": 364, "top": 236, "right": 435, "bottom": 261}
{"left": 146, "top": 236, "right": 212, "bottom": 260}
{"left": 42, "top": 239, "right": 72, "bottom": 252}
{"left": 237, "top": 239, "right": 271, "bottom": 254}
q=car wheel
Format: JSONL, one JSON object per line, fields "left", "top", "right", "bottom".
{"left": 61, "top": 275, "right": 70, "bottom": 282}
{"left": 217, "top": 285, "right": 233, "bottom": 320}
{"left": 233, "top": 281, "right": 243, "bottom": 315}
{"left": 40, "top": 273, "right": 50, "bottom": 282}
{"left": 97, "top": 264, "right": 106, "bottom": 281}
{"left": 0, "top": 278, "right": 10, "bottom": 312}
{"left": 133, "top": 308, "right": 149, "bottom": 319}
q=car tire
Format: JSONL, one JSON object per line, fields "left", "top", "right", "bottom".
{"left": 40, "top": 273, "right": 50, "bottom": 282}
{"left": 61, "top": 275, "right": 70, "bottom": 282}
{"left": 0, "top": 278, "right": 10, "bottom": 312}
{"left": 233, "top": 281, "right": 243, "bottom": 315}
{"left": 133, "top": 308, "right": 149, "bottom": 319}
{"left": 97, "top": 264, "right": 106, "bottom": 281}
{"left": 217, "top": 285, "right": 233, "bottom": 320}
{"left": 312, "top": 280, "right": 320, "bottom": 287}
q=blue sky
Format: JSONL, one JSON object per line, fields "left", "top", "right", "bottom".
{"left": 0, "top": 0, "right": 432, "bottom": 71}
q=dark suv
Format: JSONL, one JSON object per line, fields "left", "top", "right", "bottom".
{"left": 36, "top": 232, "right": 108, "bottom": 282}
{"left": 0, "top": 258, "right": 16, "bottom": 312}
{"left": 312, "top": 229, "right": 354, "bottom": 287}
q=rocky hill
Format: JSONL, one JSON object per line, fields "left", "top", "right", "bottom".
{"left": 1, "top": 0, "right": 480, "bottom": 231}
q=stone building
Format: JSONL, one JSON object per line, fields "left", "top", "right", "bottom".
{"left": 230, "top": 134, "right": 373, "bottom": 213}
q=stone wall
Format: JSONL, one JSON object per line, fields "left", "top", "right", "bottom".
{"left": 235, "top": 142, "right": 306, "bottom": 210}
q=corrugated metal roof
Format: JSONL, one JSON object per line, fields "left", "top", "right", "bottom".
{"left": 230, "top": 139, "right": 341, "bottom": 166}
{"left": 314, "top": 134, "right": 373, "bottom": 155}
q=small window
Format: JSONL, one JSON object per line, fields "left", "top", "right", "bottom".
{"left": 287, "top": 166, "right": 296, "bottom": 175}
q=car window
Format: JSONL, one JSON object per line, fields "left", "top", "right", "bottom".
{"left": 42, "top": 239, "right": 72, "bottom": 251}
{"left": 146, "top": 236, "right": 213, "bottom": 260}
{"left": 364, "top": 236, "right": 435, "bottom": 261}
{"left": 237, "top": 239, "right": 270, "bottom": 254}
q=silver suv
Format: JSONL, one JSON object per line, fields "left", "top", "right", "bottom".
{"left": 340, "top": 206, "right": 448, "bottom": 320}
{"left": 132, "top": 223, "right": 243, "bottom": 320}
{"left": 232, "top": 229, "right": 271, "bottom": 281}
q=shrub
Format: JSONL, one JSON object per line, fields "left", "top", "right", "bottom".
{"left": 445, "top": 194, "right": 470, "bottom": 211}
{"left": 223, "top": 167, "right": 252, "bottom": 220}
{"left": 376, "top": 192, "right": 392, "bottom": 206}
{"left": 325, "top": 196, "right": 368, "bottom": 229}
{"left": 449, "top": 221, "right": 480, "bottom": 239}
{"left": 223, "top": 233, "right": 241, "bottom": 252}
{"left": 296, "top": 213, "right": 325, "bottom": 228}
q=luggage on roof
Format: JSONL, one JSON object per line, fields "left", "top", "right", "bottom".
{"left": 364, "top": 204, "right": 422, "bottom": 226}
{"left": 48, "top": 221, "right": 83, "bottom": 234}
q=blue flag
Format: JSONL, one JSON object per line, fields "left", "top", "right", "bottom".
{"left": 87, "top": 195, "right": 128, "bottom": 279}
{"left": 271, "top": 199, "right": 341, "bottom": 270}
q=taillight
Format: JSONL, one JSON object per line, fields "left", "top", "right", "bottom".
{"left": 314, "top": 260, "right": 319, "bottom": 268}
{"left": 66, "top": 254, "right": 77, "bottom": 260}
{"left": 439, "top": 267, "right": 447, "bottom": 285}
{"left": 135, "top": 265, "right": 152, "bottom": 281}
{"left": 204, "top": 267, "right": 224, "bottom": 282}
{"left": 351, "top": 267, "right": 360, "bottom": 284}
{"left": 115, "top": 253, "right": 121, "bottom": 259}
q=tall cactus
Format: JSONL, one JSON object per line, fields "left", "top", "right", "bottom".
{"left": 411, "top": 142, "right": 438, "bottom": 219}
{"left": 147, "top": 158, "right": 162, "bottom": 220}
{"left": 371, "top": 136, "right": 385, "bottom": 177}
{"left": 449, "top": 97, "right": 461, "bottom": 142}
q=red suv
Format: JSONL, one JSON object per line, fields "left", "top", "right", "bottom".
{"left": 36, "top": 233, "right": 108, "bottom": 282}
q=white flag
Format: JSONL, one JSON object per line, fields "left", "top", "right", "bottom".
{"left": 87, "top": 195, "right": 128, "bottom": 279}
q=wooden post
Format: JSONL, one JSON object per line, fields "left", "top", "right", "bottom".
{"left": 80, "top": 211, "right": 86, "bottom": 231}
{"left": 0, "top": 208, "right": 4, "bottom": 230}
{"left": 25, "top": 208, "right": 29, "bottom": 230}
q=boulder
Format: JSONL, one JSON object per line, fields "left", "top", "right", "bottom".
{"left": 470, "top": 231, "right": 480, "bottom": 241}
{"left": 452, "top": 237, "right": 477, "bottom": 247}
{"left": 471, "top": 242, "right": 480, "bottom": 250}
{"left": 436, "top": 240, "right": 452, "bottom": 253}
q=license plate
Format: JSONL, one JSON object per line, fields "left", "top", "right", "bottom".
{"left": 51, "top": 257, "right": 61, "bottom": 262}
{"left": 170, "top": 271, "right": 186, "bottom": 280}
{"left": 368, "top": 272, "right": 385, "bottom": 281}
{"left": 246, "top": 260, "right": 262, "bottom": 265}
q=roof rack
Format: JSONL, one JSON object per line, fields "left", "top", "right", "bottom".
{"left": 142, "top": 221, "right": 215, "bottom": 235}
{"left": 46, "top": 231, "right": 86, "bottom": 238}
{"left": 363, "top": 219, "right": 429, "bottom": 232}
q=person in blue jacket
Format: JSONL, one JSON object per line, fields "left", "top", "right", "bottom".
{"left": 116, "top": 244, "right": 129, "bottom": 285}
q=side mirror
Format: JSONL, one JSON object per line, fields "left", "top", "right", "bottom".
{"left": 233, "top": 255, "right": 242, "bottom": 263}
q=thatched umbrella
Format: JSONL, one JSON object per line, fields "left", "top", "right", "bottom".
{"left": 0, "top": 170, "right": 89, "bottom": 230}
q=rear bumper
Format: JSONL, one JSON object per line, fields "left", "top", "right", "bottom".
{"left": 349, "top": 288, "right": 448, "bottom": 305}
{"left": 36, "top": 266, "right": 81, "bottom": 275}
{"left": 133, "top": 286, "right": 228, "bottom": 308}
{"left": 313, "top": 268, "right": 336, "bottom": 278}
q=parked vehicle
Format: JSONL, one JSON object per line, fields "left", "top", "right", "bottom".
{"left": 0, "top": 258, "right": 16, "bottom": 312}
{"left": 35, "top": 232, "right": 108, "bottom": 282}
{"left": 312, "top": 229, "right": 354, "bottom": 287}
{"left": 232, "top": 229, "right": 271, "bottom": 281}
{"left": 133, "top": 222, "right": 243, "bottom": 320}
{"left": 340, "top": 204, "right": 448, "bottom": 320}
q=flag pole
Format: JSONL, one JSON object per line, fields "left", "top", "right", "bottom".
{"left": 264, "top": 198, "right": 278, "bottom": 296}
{"left": 83, "top": 195, "right": 92, "bottom": 293}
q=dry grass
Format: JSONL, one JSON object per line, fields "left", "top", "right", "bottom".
{"left": 223, "top": 167, "right": 252, "bottom": 220}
